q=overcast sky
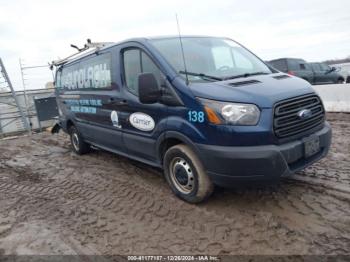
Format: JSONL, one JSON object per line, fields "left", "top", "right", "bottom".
{"left": 1, "top": 0, "right": 350, "bottom": 90}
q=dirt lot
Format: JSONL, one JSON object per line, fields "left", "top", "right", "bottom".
{"left": 0, "top": 113, "right": 349, "bottom": 256}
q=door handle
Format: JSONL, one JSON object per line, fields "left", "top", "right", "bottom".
{"left": 113, "top": 100, "right": 128, "bottom": 106}
{"left": 105, "top": 98, "right": 128, "bottom": 106}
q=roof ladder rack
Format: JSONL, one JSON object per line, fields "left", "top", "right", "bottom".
{"left": 50, "top": 39, "right": 114, "bottom": 69}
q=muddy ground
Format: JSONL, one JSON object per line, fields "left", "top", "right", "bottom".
{"left": 0, "top": 113, "right": 349, "bottom": 256}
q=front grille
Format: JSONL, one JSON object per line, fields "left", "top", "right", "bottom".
{"left": 274, "top": 94, "right": 325, "bottom": 138}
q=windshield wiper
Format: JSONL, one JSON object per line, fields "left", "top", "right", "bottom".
{"left": 179, "top": 71, "right": 223, "bottom": 81}
{"left": 224, "top": 71, "right": 269, "bottom": 80}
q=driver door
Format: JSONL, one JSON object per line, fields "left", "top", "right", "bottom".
{"left": 119, "top": 47, "right": 168, "bottom": 162}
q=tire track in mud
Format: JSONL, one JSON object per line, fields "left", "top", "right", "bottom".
{"left": 296, "top": 113, "right": 350, "bottom": 186}
{"left": 0, "top": 175, "right": 298, "bottom": 254}
{"left": 1, "top": 168, "right": 350, "bottom": 255}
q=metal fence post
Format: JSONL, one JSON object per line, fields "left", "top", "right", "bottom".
{"left": 0, "top": 58, "right": 31, "bottom": 134}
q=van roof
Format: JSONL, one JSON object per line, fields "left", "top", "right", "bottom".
{"left": 58, "top": 35, "right": 228, "bottom": 67}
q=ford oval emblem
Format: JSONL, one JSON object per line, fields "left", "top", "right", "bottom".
{"left": 297, "top": 109, "right": 312, "bottom": 119}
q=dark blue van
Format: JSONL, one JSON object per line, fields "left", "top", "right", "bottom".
{"left": 54, "top": 36, "right": 332, "bottom": 203}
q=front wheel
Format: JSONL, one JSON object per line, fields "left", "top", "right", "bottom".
{"left": 163, "top": 144, "right": 214, "bottom": 203}
{"left": 337, "top": 79, "right": 344, "bottom": 84}
{"left": 69, "top": 125, "right": 90, "bottom": 155}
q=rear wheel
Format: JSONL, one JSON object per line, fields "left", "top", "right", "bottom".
{"left": 69, "top": 125, "right": 90, "bottom": 155}
{"left": 337, "top": 78, "right": 344, "bottom": 84}
{"left": 163, "top": 144, "right": 214, "bottom": 203}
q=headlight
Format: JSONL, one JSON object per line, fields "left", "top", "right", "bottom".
{"left": 198, "top": 98, "right": 260, "bottom": 125}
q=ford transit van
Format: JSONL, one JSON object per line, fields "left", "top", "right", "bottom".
{"left": 54, "top": 36, "right": 332, "bottom": 203}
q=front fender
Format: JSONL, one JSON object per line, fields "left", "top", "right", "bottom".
{"left": 155, "top": 116, "right": 207, "bottom": 164}
{"left": 165, "top": 116, "right": 206, "bottom": 143}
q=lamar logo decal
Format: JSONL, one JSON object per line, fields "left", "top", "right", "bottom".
{"left": 129, "top": 112, "right": 155, "bottom": 131}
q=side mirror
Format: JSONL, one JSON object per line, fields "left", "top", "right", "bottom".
{"left": 138, "top": 73, "right": 161, "bottom": 104}
{"left": 326, "top": 66, "right": 336, "bottom": 74}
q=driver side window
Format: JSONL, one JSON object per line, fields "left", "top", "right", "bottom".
{"left": 123, "top": 48, "right": 162, "bottom": 96}
{"left": 320, "top": 63, "right": 330, "bottom": 71}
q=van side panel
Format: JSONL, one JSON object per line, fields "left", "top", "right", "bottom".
{"left": 56, "top": 48, "right": 126, "bottom": 153}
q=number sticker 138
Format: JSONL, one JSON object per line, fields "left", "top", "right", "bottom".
{"left": 188, "top": 111, "right": 205, "bottom": 123}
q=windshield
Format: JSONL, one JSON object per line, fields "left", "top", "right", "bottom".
{"left": 149, "top": 37, "right": 272, "bottom": 82}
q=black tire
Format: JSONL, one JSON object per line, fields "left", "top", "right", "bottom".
{"left": 69, "top": 125, "right": 90, "bottom": 155}
{"left": 163, "top": 144, "right": 214, "bottom": 203}
{"left": 337, "top": 78, "right": 344, "bottom": 84}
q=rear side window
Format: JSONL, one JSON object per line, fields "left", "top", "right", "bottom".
{"left": 59, "top": 53, "right": 112, "bottom": 90}
{"left": 288, "top": 59, "right": 309, "bottom": 71}
{"left": 310, "top": 63, "right": 321, "bottom": 71}
{"left": 55, "top": 69, "right": 62, "bottom": 89}
{"left": 269, "top": 60, "right": 287, "bottom": 71}
{"left": 59, "top": 63, "right": 79, "bottom": 89}
{"left": 123, "top": 49, "right": 162, "bottom": 96}
{"left": 288, "top": 60, "right": 299, "bottom": 70}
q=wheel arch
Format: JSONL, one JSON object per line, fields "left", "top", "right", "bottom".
{"left": 66, "top": 119, "right": 74, "bottom": 130}
{"left": 338, "top": 77, "right": 345, "bottom": 83}
{"left": 157, "top": 131, "right": 201, "bottom": 166}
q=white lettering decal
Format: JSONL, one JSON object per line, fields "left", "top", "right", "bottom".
{"left": 61, "top": 57, "right": 111, "bottom": 89}
{"left": 78, "top": 69, "right": 84, "bottom": 89}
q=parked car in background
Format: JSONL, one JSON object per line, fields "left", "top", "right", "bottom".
{"left": 268, "top": 58, "right": 314, "bottom": 83}
{"left": 309, "top": 62, "right": 345, "bottom": 84}
{"left": 268, "top": 58, "right": 345, "bottom": 84}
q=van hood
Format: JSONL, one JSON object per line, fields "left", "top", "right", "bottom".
{"left": 189, "top": 73, "right": 315, "bottom": 108}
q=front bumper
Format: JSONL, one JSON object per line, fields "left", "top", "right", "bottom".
{"left": 196, "top": 122, "right": 332, "bottom": 186}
